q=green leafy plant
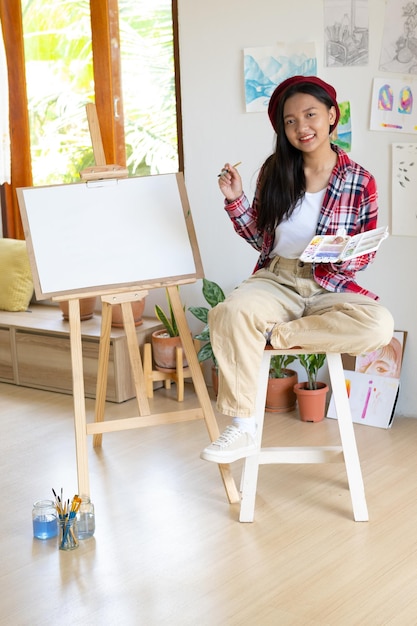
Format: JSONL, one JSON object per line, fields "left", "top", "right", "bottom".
{"left": 297, "top": 353, "right": 327, "bottom": 390}
{"left": 269, "top": 354, "right": 297, "bottom": 378}
{"left": 188, "top": 278, "right": 225, "bottom": 368}
{"left": 154, "top": 289, "right": 183, "bottom": 337}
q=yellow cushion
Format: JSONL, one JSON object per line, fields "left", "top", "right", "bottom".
{"left": 0, "top": 238, "right": 34, "bottom": 311}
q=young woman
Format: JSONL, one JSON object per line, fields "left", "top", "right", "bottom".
{"left": 201, "top": 75, "right": 394, "bottom": 464}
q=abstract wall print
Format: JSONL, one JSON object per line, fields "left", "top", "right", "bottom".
{"left": 243, "top": 43, "right": 317, "bottom": 113}
{"left": 331, "top": 101, "right": 352, "bottom": 152}
{"left": 324, "top": 0, "right": 369, "bottom": 67}
{"left": 379, "top": 0, "right": 417, "bottom": 73}
{"left": 392, "top": 143, "right": 417, "bottom": 236}
{"left": 370, "top": 77, "right": 417, "bottom": 133}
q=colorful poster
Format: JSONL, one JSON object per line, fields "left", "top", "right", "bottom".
{"left": 327, "top": 332, "right": 406, "bottom": 428}
{"left": 331, "top": 101, "right": 352, "bottom": 152}
{"left": 370, "top": 77, "right": 417, "bottom": 133}
{"left": 328, "top": 371, "right": 399, "bottom": 428}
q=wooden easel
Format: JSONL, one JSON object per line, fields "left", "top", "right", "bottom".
{"left": 57, "top": 105, "right": 239, "bottom": 503}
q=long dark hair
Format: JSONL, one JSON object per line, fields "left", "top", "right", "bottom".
{"left": 257, "top": 82, "right": 336, "bottom": 233}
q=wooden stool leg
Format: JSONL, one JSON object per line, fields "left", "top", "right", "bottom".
{"left": 239, "top": 351, "right": 271, "bottom": 522}
{"left": 327, "top": 353, "right": 369, "bottom": 521}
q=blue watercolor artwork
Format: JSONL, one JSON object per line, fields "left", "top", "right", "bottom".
{"left": 244, "top": 43, "right": 317, "bottom": 113}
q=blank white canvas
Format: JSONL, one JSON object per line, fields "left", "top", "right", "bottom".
{"left": 18, "top": 173, "right": 199, "bottom": 298}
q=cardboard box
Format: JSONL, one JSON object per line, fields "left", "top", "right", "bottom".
{"left": 327, "top": 331, "right": 407, "bottom": 429}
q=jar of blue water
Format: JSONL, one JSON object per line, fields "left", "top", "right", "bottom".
{"left": 32, "top": 499, "right": 58, "bottom": 540}
{"left": 76, "top": 495, "right": 95, "bottom": 539}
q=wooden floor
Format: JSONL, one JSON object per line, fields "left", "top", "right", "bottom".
{"left": 1, "top": 380, "right": 417, "bottom": 626}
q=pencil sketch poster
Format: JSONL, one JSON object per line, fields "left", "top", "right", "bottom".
{"left": 392, "top": 143, "right": 417, "bottom": 236}
{"left": 324, "top": 0, "right": 369, "bottom": 68}
{"left": 370, "top": 77, "right": 417, "bottom": 134}
{"left": 379, "top": 0, "right": 417, "bottom": 74}
{"left": 243, "top": 43, "right": 317, "bottom": 113}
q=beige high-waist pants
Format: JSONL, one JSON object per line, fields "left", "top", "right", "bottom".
{"left": 209, "top": 257, "right": 394, "bottom": 417}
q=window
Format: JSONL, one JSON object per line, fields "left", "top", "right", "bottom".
{"left": 22, "top": 0, "right": 181, "bottom": 185}
{"left": 0, "top": 0, "right": 182, "bottom": 238}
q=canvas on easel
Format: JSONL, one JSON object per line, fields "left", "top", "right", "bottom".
{"left": 17, "top": 172, "right": 203, "bottom": 300}
{"left": 17, "top": 167, "right": 239, "bottom": 505}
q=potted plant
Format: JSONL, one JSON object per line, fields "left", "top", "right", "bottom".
{"left": 293, "top": 353, "right": 328, "bottom": 422}
{"left": 266, "top": 353, "right": 298, "bottom": 413}
{"left": 188, "top": 278, "right": 225, "bottom": 392}
{"left": 111, "top": 297, "right": 146, "bottom": 328}
{"left": 59, "top": 296, "right": 97, "bottom": 321}
{"left": 151, "top": 289, "right": 187, "bottom": 370}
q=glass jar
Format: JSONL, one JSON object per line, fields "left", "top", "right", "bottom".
{"left": 58, "top": 516, "right": 78, "bottom": 550}
{"left": 76, "top": 495, "right": 95, "bottom": 539}
{"left": 32, "top": 499, "right": 58, "bottom": 540}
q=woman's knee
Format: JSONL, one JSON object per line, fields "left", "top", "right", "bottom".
{"left": 371, "top": 306, "right": 395, "bottom": 348}
{"left": 334, "top": 299, "right": 394, "bottom": 351}
{"left": 356, "top": 303, "right": 395, "bottom": 350}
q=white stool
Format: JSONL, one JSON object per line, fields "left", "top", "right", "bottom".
{"left": 239, "top": 349, "right": 368, "bottom": 523}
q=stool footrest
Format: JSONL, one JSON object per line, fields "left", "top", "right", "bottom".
{"left": 257, "top": 446, "right": 343, "bottom": 464}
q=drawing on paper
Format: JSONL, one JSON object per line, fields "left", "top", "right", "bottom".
{"left": 331, "top": 100, "right": 352, "bottom": 151}
{"left": 327, "top": 331, "right": 406, "bottom": 428}
{"left": 243, "top": 43, "right": 317, "bottom": 113}
{"left": 370, "top": 77, "right": 417, "bottom": 133}
{"left": 392, "top": 143, "right": 417, "bottom": 236}
{"left": 379, "top": 0, "right": 417, "bottom": 73}
{"left": 324, "top": 0, "right": 369, "bottom": 67}
{"left": 355, "top": 332, "right": 405, "bottom": 379}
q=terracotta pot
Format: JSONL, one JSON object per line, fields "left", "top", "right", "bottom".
{"left": 266, "top": 369, "right": 298, "bottom": 413}
{"left": 151, "top": 330, "right": 188, "bottom": 370}
{"left": 293, "top": 381, "right": 329, "bottom": 422}
{"left": 59, "top": 296, "right": 97, "bottom": 321}
{"left": 111, "top": 299, "right": 146, "bottom": 328}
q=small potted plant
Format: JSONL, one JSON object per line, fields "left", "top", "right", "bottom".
{"left": 111, "top": 297, "right": 146, "bottom": 328}
{"left": 266, "top": 353, "right": 298, "bottom": 413}
{"left": 188, "top": 278, "right": 225, "bottom": 392}
{"left": 151, "top": 288, "right": 186, "bottom": 369}
{"left": 293, "top": 353, "right": 328, "bottom": 422}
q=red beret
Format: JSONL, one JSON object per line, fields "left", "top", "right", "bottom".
{"left": 268, "top": 75, "right": 340, "bottom": 133}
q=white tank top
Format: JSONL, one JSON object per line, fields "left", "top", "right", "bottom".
{"left": 271, "top": 188, "right": 325, "bottom": 259}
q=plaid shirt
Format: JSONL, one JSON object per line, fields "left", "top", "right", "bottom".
{"left": 224, "top": 145, "right": 379, "bottom": 300}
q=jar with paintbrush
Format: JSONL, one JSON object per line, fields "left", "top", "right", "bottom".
{"left": 53, "top": 489, "right": 81, "bottom": 551}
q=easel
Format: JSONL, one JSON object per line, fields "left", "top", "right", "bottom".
{"left": 51, "top": 105, "right": 240, "bottom": 503}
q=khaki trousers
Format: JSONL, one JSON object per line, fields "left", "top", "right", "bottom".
{"left": 209, "top": 258, "right": 394, "bottom": 417}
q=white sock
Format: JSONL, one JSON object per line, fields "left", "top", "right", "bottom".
{"left": 232, "top": 416, "right": 257, "bottom": 436}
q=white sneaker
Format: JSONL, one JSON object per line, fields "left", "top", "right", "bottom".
{"left": 200, "top": 425, "right": 257, "bottom": 463}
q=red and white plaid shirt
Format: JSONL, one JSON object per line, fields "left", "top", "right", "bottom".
{"left": 224, "top": 145, "right": 379, "bottom": 300}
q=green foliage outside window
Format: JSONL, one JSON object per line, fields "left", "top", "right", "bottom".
{"left": 22, "top": 0, "right": 178, "bottom": 186}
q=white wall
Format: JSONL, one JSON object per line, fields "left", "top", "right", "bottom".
{"left": 149, "top": 0, "right": 415, "bottom": 416}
